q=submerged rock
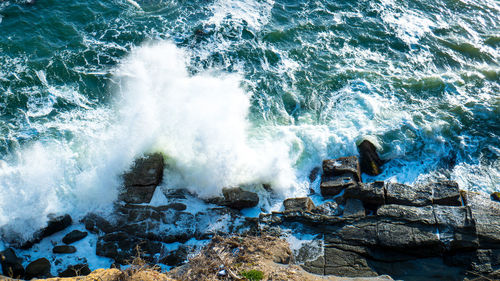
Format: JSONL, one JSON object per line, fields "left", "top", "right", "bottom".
{"left": 62, "top": 230, "right": 88, "bottom": 244}
{"left": 357, "top": 140, "right": 383, "bottom": 176}
{"left": 0, "top": 248, "right": 24, "bottom": 278}
{"left": 25, "top": 258, "right": 51, "bottom": 279}
{"left": 53, "top": 245, "right": 77, "bottom": 254}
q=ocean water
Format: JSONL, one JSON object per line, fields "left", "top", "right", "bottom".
{"left": 0, "top": 0, "right": 498, "bottom": 242}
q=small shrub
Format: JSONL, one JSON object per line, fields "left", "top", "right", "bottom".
{"left": 240, "top": 269, "right": 264, "bottom": 281}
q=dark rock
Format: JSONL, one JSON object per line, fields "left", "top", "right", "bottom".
{"left": 357, "top": 140, "right": 383, "bottom": 176}
{"left": 58, "top": 263, "right": 91, "bottom": 277}
{"left": 302, "top": 255, "right": 325, "bottom": 275}
{"left": 491, "top": 192, "right": 500, "bottom": 202}
{"left": 377, "top": 204, "right": 435, "bottom": 224}
{"left": 82, "top": 213, "right": 116, "bottom": 234}
{"left": 320, "top": 174, "right": 357, "bottom": 197}
{"left": 119, "top": 185, "right": 157, "bottom": 204}
{"left": 344, "top": 181, "right": 385, "bottom": 205}
{"left": 25, "top": 258, "right": 51, "bottom": 279}
{"left": 343, "top": 199, "right": 365, "bottom": 218}
{"left": 322, "top": 156, "right": 361, "bottom": 182}
{"left": 433, "top": 205, "right": 478, "bottom": 251}
{"left": 283, "top": 197, "right": 315, "bottom": 212}
{"left": 42, "top": 214, "right": 73, "bottom": 238}
{"left": 385, "top": 182, "right": 432, "bottom": 206}
{"left": 0, "top": 248, "right": 24, "bottom": 278}
{"left": 62, "top": 230, "right": 88, "bottom": 244}
{"left": 428, "top": 181, "right": 461, "bottom": 206}
{"left": 463, "top": 192, "right": 500, "bottom": 248}
{"left": 160, "top": 245, "right": 190, "bottom": 266}
{"left": 96, "top": 232, "right": 164, "bottom": 264}
{"left": 376, "top": 220, "right": 441, "bottom": 253}
{"left": 21, "top": 214, "right": 73, "bottom": 249}
{"left": 123, "top": 153, "right": 164, "bottom": 187}
{"left": 324, "top": 247, "right": 378, "bottom": 277}
{"left": 221, "top": 187, "right": 259, "bottom": 209}
{"left": 53, "top": 245, "right": 77, "bottom": 254}
{"left": 154, "top": 203, "right": 187, "bottom": 211}
{"left": 309, "top": 167, "right": 321, "bottom": 182}
{"left": 312, "top": 201, "right": 339, "bottom": 216}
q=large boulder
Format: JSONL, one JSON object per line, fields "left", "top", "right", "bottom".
{"left": 357, "top": 140, "right": 383, "bottom": 176}
{"left": 0, "top": 248, "right": 24, "bottom": 278}
{"left": 427, "top": 181, "right": 461, "bottom": 206}
{"left": 283, "top": 197, "right": 315, "bottom": 212}
{"left": 320, "top": 174, "right": 357, "bottom": 197}
{"left": 221, "top": 187, "right": 259, "bottom": 210}
{"left": 25, "top": 258, "right": 51, "bottom": 279}
{"left": 123, "top": 153, "right": 164, "bottom": 187}
{"left": 322, "top": 156, "right": 361, "bottom": 182}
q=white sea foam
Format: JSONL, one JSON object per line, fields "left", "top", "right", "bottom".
{"left": 207, "top": 0, "right": 274, "bottom": 31}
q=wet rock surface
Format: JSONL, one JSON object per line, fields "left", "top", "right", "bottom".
{"left": 3, "top": 153, "right": 499, "bottom": 281}
{"left": 25, "top": 258, "right": 51, "bottom": 279}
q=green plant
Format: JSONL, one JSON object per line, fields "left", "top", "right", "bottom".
{"left": 240, "top": 269, "right": 264, "bottom": 281}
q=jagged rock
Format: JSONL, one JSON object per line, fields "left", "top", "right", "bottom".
{"left": 322, "top": 156, "right": 361, "bottom": 182}
{"left": 123, "top": 153, "right": 164, "bottom": 187}
{"left": 343, "top": 199, "right": 365, "bottom": 218}
{"left": 284, "top": 197, "right": 315, "bottom": 212}
{"left": 376, "top": 221, "right": 441, "bottom": 253}
{"left": 221, "top": 187, "right": 259, "bottom": 209}
{"left": 357, "top": 140, "right": 383, "bottom": 176}
{"left": 21, "top": 214, "right": 73, "bottom": 249}
{"left": 385, "top": 182, "right": 432, "bottom": 206}
{"left": 25, "top": 258, "right": 51, "bottom": 279}
{"left": 428, "top": 181, "right": 461, "bottom": 206}
{"left": 53, "top": 245, "right": 77, "bottom": 254}
{"left": 160, "top": 245, "right": 190, "bottom": 266}
{"left": 320, "top": 174, "right": 357, "bottom": 196}
{"left": 312, "top": 201, "right": 339, "bottom": 216}
{"left": 0, "top": 248, "right": 24, "bottom": 278}
{"left": 82, "top": 213, "right": 116, "bottom": 234}
{"left": 119, "top": 185, "right": 157, "bottom": 204}
{"left": 309, "top": 167, "right": 321, "bottom": 182}
{"left": 344, "top": 181, "right": 385, "bottom": 205}
{"left": 62, "top": 230, "right": 88, "bottom": 244}
{"left": 96, "top": 232, "right": 164, "bottom": 264}
{"left": 59, "top": 263, "right": 91, "bottom": 277}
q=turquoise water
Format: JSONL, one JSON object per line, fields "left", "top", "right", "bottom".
{"left": 0, "top": 0, "right": 499, "bottom": 238}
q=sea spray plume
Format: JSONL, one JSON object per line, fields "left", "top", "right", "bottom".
{"left": 114, "top": 41, "right": 299, "bottom": 198}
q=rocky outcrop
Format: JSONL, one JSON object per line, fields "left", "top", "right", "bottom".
{"left": 58, "top": 264, "right": 91, "bottom": 277}
{"left": 260, "top": 172, "right": 500, "bottom": 280}
{"left": 119, "top": 153, "right": 164, "bottom": 204}
{"left": 357, "top": 140, "right": 383, "bottom": 176}
{"left": 220, "top": 187, "right": 259, "bottom": 209}
{"left": 321, "top": 156, "right": 362, "bottom": 196}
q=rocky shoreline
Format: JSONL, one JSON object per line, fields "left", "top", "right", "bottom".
{"left": 1, "top": 141, "right": 499, "bottom": 280}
